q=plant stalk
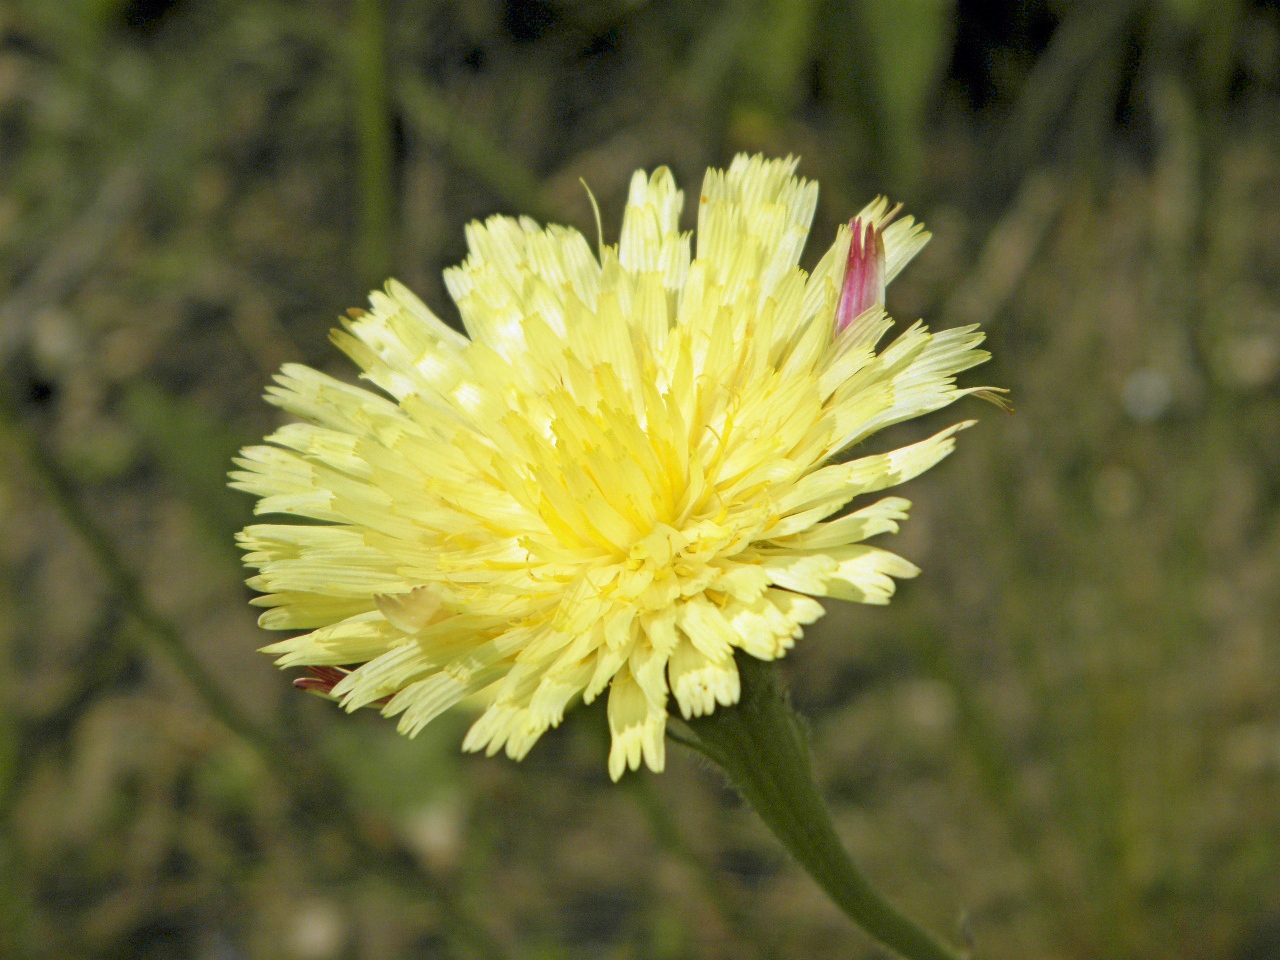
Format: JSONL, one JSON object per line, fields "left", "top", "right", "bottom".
{"left": 671, "top": 653, "right": 966, "bottom": 960}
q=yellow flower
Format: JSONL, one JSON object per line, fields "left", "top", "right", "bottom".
{"left": 232, "top": 155, "right": 996, "bottom": 781}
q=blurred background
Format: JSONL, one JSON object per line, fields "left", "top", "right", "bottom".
{"left": 1, "top": 0, "right": 1279, "bottom": 958}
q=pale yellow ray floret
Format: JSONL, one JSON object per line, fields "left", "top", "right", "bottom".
{"left": 231, "top": 153, "right": 997, "bottom": 781}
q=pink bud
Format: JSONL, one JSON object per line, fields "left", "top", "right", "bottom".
{"left": 295, "top": 666, "right": 347, "bottom": 696}
{"left": 835, "top": 217, "right": 886, "bottom": 333}
{"left": 294, "top": 666, "right": 391, "bottom": 706}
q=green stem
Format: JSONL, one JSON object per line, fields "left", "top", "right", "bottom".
{"left": 671, "top": 653, "right": 966, "bottom": 960}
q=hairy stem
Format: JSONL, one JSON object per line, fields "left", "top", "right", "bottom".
{"left": 671, "top": 653, "right": 967, "bottom": 960}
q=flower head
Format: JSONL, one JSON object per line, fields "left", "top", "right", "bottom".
{"left": 232, "top": 155, "right": 996, "bottom": 780}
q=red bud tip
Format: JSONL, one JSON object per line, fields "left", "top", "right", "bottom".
{"left": 294, "top": 666, "right": 391, "bottom": 707}
{"left": 835, "top": 217, "right": 886, "bottom": 333}
{"left": 294, "top": 666, "right": 348, "bottom": 697}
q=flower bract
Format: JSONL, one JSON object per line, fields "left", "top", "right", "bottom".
{"left": 232, "top": 154, "right": 996, "bottom": 780}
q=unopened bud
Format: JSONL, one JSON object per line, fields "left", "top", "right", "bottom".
{"left": 835, "top": 217, "right": 887, "bottom": 333}
{"left": 294, "top": 666, "right": 348, "bottom": 697}
{"left": 294, "top": 666, "right": 392, "bottom": 707}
